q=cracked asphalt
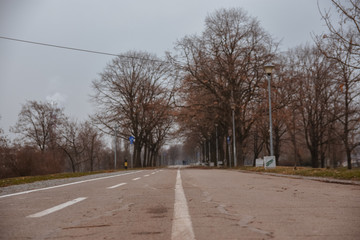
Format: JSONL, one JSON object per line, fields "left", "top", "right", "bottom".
{"left": 1, "top": 168, "right": 359, "bottom": 239}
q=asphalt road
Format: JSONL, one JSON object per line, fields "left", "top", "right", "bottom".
{"left": 1, "top": 168, "right": 359, "bottom": 239}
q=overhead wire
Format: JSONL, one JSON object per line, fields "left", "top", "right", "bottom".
{"left": 0, "top": 35, "right": 169, "bottom": 63}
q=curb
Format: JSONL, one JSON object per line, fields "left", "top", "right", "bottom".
{"left": 238, "top": 170, "right": 360, "bottom": 186}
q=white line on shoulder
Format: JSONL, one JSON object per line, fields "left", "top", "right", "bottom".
{"left": 27, "top": 197, "right": 87, "bottom": 218}
{"left": 0, "top": 171, "right": 143, "bottom": 199}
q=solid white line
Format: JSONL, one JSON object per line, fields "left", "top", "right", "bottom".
{"left": 27, "top": 197, "right": 87, "bottom": 218}
{"left": 132, "top": 177, "right": 141, "bottom": 181}
{"left": 107, "top": 182, "right": 127, "bottom": 189}
{"left": 171, "top": 169, "right": 195, "bottom": 240}
{"left": 0, "top": 171, "right": 143, "bottom": 199}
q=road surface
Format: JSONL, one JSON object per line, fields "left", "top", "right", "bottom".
{"left": 1, "top": 168, "right": 359, "bottom": 239}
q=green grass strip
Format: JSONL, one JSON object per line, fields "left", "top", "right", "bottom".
{"left": 238, "top": 166, "right": 360, "bottom": 181}
{"left": 0, "top": 170, "right": 120, "bottom": 188}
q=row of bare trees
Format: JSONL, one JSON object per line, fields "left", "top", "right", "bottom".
{"left": 91, "top": 51, "right": 177, "bottom": 168}
{"left": 174, "top": 8, "right": 275, "bottom": 168}
{"left": 0, "top": 101, "right": 112, "bottom": 178}
{"left": 1, "top": 2, "right": 359, "bottom": 177}
{"left": 0, "top": 52, "right": 178, "bottom": 177}
{"left": 173, "top": 3, "right": 359, "bottom": 169}
{"left": 88, "top": 1, "right": 358, "bottom": 169}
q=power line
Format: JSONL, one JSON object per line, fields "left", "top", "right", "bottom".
{"left": 0, "top": 35, "right": 168, "bottom": 63}
{"left": 0, "top": 36, "right": 120, "bottom": 57}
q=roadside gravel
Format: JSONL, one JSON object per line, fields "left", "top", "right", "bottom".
{"left": 0, "top": 171, "right": 131, "bottom": 197}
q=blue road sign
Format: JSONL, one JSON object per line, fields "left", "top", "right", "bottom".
{"left": 129, "top": 136, "right": 135, "bottom": 144}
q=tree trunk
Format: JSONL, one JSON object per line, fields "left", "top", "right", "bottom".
{"left": 311, "top": 146, "right": 319, "bottom": 168}
{"left": 345, "top": 142, "right": 352, "bottom": 169}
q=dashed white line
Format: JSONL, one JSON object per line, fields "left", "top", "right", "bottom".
{"left": 107, "top": 183, "right": 127, "bottom": 189}
{"left": 171, "top": 169, "right": 195, "bottom": 240}
{"left": 27, "top": 197, "right": 87, "bottom": 218}
{"left": 0, "top": 171, "right": 143, "bottom": 199}
{"left": 132, "top": 177, "right": 141, "bottom": 181}
{"left": 144, "top": 174, "right": 150, "bottom": 177}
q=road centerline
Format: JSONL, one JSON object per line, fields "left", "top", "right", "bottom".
{"left": 27, "top": 197, "right": 87, "bottom": 218}
{"left": 171, "top": 169, "right": 195, "bottom": 240}
{"left": 132, "top": 177, "right": 141, "bottom": 181}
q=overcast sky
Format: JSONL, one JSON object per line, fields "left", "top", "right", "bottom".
{"left": 0, "top": 0, "right": 336, "bottom": 138}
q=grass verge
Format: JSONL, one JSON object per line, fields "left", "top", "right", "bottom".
{"left": 0, "top": 170, "right": 121, "bottom": 188}
{"left": 238, "top": 166, "right": 360, "bottom": 181}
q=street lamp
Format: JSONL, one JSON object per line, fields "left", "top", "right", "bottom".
{"left": 202, "top": 137, "right": 206, "bottom": 164}
{"left": 264, "top": 64, "right": 274, "bottom": 156}
{"left": 207, "top": 132, "right": 211, "bottom": 165}
{"left": 114, "top": 125, "right": 118, "bottom": 170}
{"left": 230, "top": 92, "right": 237, "bottom": 167}
{"left": 215, "top": 123, "right": 219, "bottom": 166}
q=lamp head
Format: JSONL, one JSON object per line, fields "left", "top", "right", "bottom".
{"left": 264, "top": 64, "right": 275, "bottom": 75}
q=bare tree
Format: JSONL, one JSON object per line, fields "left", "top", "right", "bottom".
{"left": 0, "top": 122, "right": 16, "bottom": 178}
{"left": 0, "top": 117, "right": 7, "bottom": 148}
{"left": 92, "top": 51, "right": 176, "bottom": 167}
{"left": 79, "top": 121, "right": 104, "bottom": 171}
{"left": 175, "top": 8, "right": 277, "bottom": 165}
{"left": 276, "top": 55, "right": 306, "bottom": 167}
{"left": 58, "top": 119, "right": 104, "bottom": 172}
{"left": 59, "top": 120, "right": 84, "bottom": 172}
{"left": 285, "top": 45, "right": 337, "bottom": 168}
{"left": 317, "top": 0, "right": 360, "bottom": 70}
{"left": 11, "top": 101, "right": 66, "bottom": 152}
{"left": 9, "top": 102, "right": 67, "bottom": 175}
{"left": 176, "top": 84, "right": 218, "bottom": 164}
{"left": 316, "top": 0, "right": 360, "bottom": 169}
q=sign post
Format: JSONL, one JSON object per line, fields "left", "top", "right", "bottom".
{"left": 129, "top": 136, "right": 135, "bottom": 168}
{"left": 227, "top": 136, "right": 231, "bottom": 168}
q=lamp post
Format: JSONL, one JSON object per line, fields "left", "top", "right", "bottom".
{"left": 114, "top": 125, "right": 118, "bottom": 169}
{"left": 202, "top": 137, "right": 206, "bottom": 164}
{"left": 227, "top": 134, "right": 232, "bottom": 168}
{"left": 215, "top": 123, "right": 219, "bottom": 166}
{"left": 230, "top": 90, "right": 237, "bottom": 167}
{"left": 208, "top": 132, "right": 211, "bottom": 165}
{"left": 264, "top": 64, "right": 275, "bottom": 156}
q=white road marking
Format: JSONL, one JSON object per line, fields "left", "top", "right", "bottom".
{"left": 151, "top": 172, "right": 156, "bottom": 175}
{"left": 107, "top": 183, "right": 127, "bottom": 189}
{"left": 144, "top": 175, "right": 150, "bottom": 177}
{"left": 171, "top": 169, "right": 195, "bottom": 240}
{"left": 27, "top": 197, "right": 87, "bottom": 218}
{"left": 132, "top": 177, "right": 141, "bottom": 181}
{"left": 0, "top": 171, "right": 143, "bottom": 199}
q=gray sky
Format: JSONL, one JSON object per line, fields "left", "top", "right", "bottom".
{"left": 0, "top": 0, "right": 335, "bottom": 138}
